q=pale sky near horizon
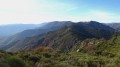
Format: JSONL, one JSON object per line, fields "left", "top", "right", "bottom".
{"left": 0, "top": 0, "right": 120, "bottom": 24}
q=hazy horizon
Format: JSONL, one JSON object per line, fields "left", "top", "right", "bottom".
{"left": 0, "top": 20, "right": 120, "bottom": 25}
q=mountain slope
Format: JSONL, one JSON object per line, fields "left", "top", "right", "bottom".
{"left": 0, "top": 24, "right": 41, "bottom": 38}
{"left": 107, "top": 23, "right": 120, "bottom": 31}
{"left": 5, "top": 21, "right": 115, "bottom": 52}
{"left": 0, "top": 21, "right": 73, "bottom": 50}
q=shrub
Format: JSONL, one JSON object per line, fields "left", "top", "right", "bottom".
{"left": 7, "top": 56, "right": 26, "bottom": 67}
{"left": 42, "top": 52, "right": 51, "bottom": 58}
{"left": 28, "top": 55, "right": 41, "bottom": 62}
{"left": 0, "top": 63, "right": 10, "bottom": 67}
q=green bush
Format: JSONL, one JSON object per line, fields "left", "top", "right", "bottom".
{"left": 28, "top": 55, "right": 41, "bottom": 62}
{"left": 42, "top": 52, "right": 51, "bottom": 58}
{"left": 7, "top": 56, "right": 26, "bottom": 67}
{"left": 0, "top": 63, "right": 10, "bottom": 67}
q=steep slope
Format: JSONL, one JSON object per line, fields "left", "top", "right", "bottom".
{"left": 1, "top": 34, "right": 120, "bottom": 67}
{"left": 5, "top": 21, "right": 115, "bottom": 52}
{"left": 0, "top": 21, "right": 119, "bottom": 67}
{"left": 0, "top": 21, "right": 73, "bottom": 49}
{"left": 13, "top": 21, "right": 73, "bottom": 40}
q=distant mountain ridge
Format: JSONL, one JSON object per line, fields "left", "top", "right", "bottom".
{"left": 107, "top": 23, "right": 120, "bottom": 31}
{"left": 0, "top": 21, "right": 115, "bottom": 52}
{"left": 0, "top": 24, "right": 42, "bottom": 38}
{"left": 0, "top": 21, "right": 73, "bottom": 50}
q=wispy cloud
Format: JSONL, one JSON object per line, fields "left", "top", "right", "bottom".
{"left": 0, "top": 0, "right": 119, "bottom": 24}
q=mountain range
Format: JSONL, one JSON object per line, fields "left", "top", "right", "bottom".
{"left": 0, "top": 21, "right": 116, "bottom": 52}
{"left": 0, "top": 24, "right": 42, "bottom": 38}
{"left": 1, "top": 21, "right": 120, "bottom": 67}
{"left": 106, "top": 23, "right": 120, "bottom": 31}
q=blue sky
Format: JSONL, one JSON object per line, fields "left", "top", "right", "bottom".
{"left": 0, "top": 0, "right": 119, "bottom": 24}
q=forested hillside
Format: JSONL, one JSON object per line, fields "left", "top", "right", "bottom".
{"left": 0, "top": 21, "right": 120, "bottom": 67}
